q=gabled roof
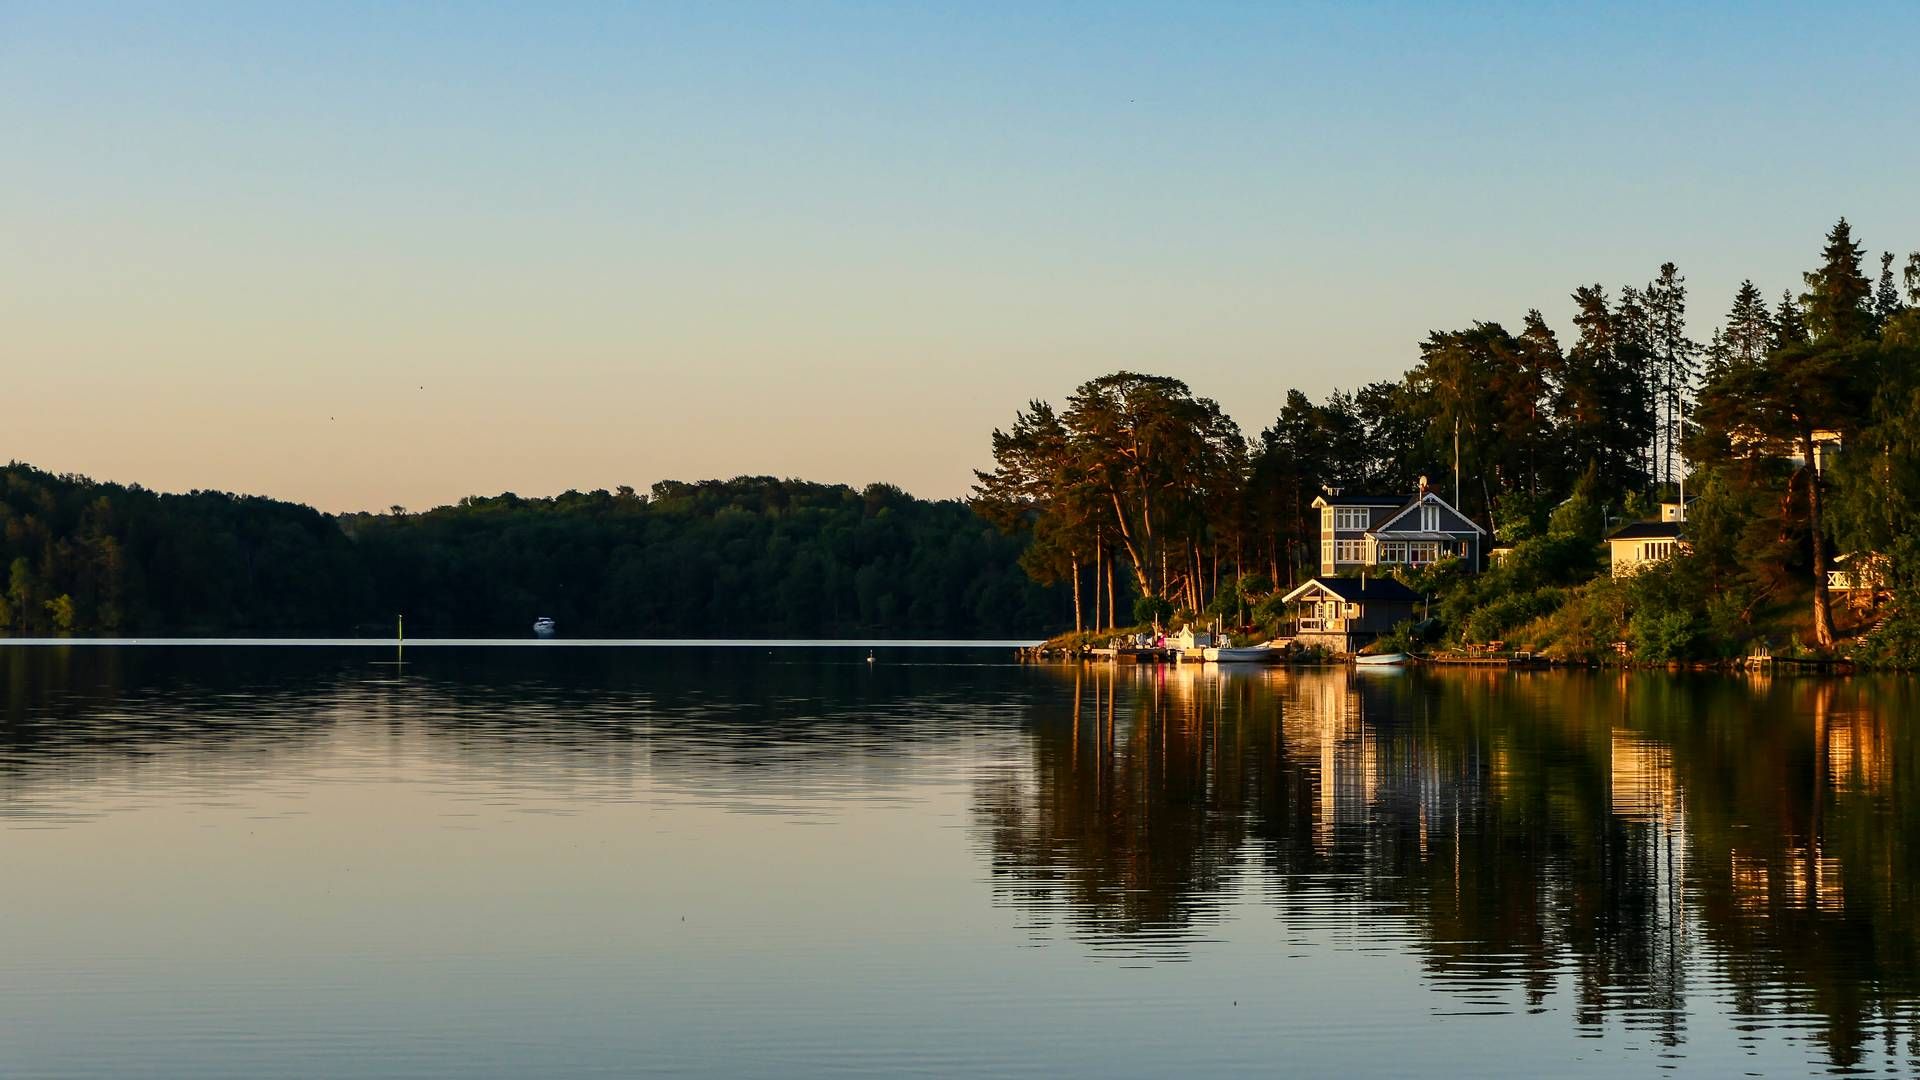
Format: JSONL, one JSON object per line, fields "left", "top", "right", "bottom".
{"left": 1371, "top": 491, "right": 1486, "bottom": 536}
{"left": 1310, "top": 492, "right": 1406, "bottom": 509}
{"left": 1607, "top": 521, "right": 1685, "bottom": 542}
{"left": 1281, "top": 576, "right": 1424, "bottom": 604}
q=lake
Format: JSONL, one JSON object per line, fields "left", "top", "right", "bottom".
{"left": 2, "top": 645, "right": 1916, "bottom": 1078}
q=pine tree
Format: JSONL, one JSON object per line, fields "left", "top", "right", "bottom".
{"left": 1512, "top": 310, "right": 1564, "bottom": 495}
{"left": 1801, "top": 218, "right": 1874, "bottom": 345}
{"left": 1773, "top": 290, "right": 1809, "bottom": 350}
{"left": 1555, "top": 285, "right": 1653, "bottom": 497}
{"left": 1613, "top": 286, "right": 1657, "bottom": 487}
{"left": 1645, "top": 263, "right": 1699, "bottom": 489}
{"left": 1704, "top": 328, "right": 1731, "bottom": 381}
{"left": 1722, "top": 279, "right": 1773, "bottom": 369}
{"left": 1876, "top": 251, "right": 1904, "bottom": 324}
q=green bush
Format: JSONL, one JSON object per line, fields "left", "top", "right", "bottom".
{"left": 1628, "top": 606, "right": 1700, "bottom": 663}
{"left": 1852, "top": 611, "right": 1920, "bottom": 669}
{"left": 1132, "top": 595, "right": 1175, "bottom": 627}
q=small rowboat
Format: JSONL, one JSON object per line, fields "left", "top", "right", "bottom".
{"left": 1204, "top": 646, "right": 1273, "bottom": 664}
{"left": 1354, "top": 652, "right": 1409, "bottom": 667}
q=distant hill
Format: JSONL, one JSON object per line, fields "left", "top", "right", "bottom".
{"left": 0, "top": 464, "right": 1063, "bottom": 638}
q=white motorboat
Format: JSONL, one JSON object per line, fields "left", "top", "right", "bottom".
{"left": 1353, "top": 651, "right": 1408, "bottom": 666}
{"left": 1204, "top": 646, "right": 1273, "bottom": 663}
{"left": 532, "top": 617, "right": 557, "bottom": 638}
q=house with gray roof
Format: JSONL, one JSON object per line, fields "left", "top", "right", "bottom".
{"left": 1310, "top": 478, "right": 1486, "bottom": 576}
{"left": 1607, "top": 500, "right": 1691, "bottom": 577}
{"left": 1279, "top": 575, "right": 1424, "bottom": 653}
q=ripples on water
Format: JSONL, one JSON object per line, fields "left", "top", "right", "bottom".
{"left": 1, "top": 645, "right": 1917, "bottom": 1077}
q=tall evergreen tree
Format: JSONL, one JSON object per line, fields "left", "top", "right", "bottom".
{"left": 971, "top": 402, "right": 1091, "bottom": 630}
{"left": 1353, "top": 380, "right": 1426, "bottom": 494}
{"left": 1773, "top": 290, "right": 1810, "bottom": 350}
{"left": 1644, "top": 263, "right": 1699, "bottom": 490}
{"left": 1613, "top": 285, "right": 1658, "bottom": 486}
{"left": 1722, "top": 279, "right": 1774, "bottom": 370}
{"left": 1554, "top": 284, "right": 1653, "bottom": 497}
{"left": 1696, "top": 220, "right": 1882, "bottom": 649}
{"left": 1511, "top": 310, "right": 1565, "bottom": 494}
{"left": 1875, "top": 251, "right": 1904, "bottom": 326}
{"left": 1801, "top": 218, "right": 1875, "bottom": 345}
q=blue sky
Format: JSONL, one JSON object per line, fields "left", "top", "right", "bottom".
{"left": 3, "top": 2, "right": 1915, "bottom": 510}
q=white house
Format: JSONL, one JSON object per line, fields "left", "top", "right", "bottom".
{"left": 1171, "top": 626, "right": 1213, "bottom": 651}
{"left": 1607, "top": 500, "right": 1691, "bottom": 577}
{"left": 1311, "top": 478, "right": 1486, "bottom": 576}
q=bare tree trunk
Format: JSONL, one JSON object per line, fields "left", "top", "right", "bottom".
{"left": 1211, "top": 538, "right": 1220, "bottom": 604}
{"left": 1071, "top": 551, "right": 1083, "bottom": 635}
{"left": 1098, "top": 538, "right": 1113, "bottom": 630}
{"left": 1805, "top": 429, "right": 1836, "bottom": 649}
{"left": 1107, "top": 557, "right": 1116, "bottom": 629}
{"left": 1235, "top": 547, "right": 1245, "bottom": 626}
{"left": 1104, "top": 491, "right": 1154, "bottom": 597}
{"left": 1187, "top": 544, "right": 1196, "bottom": 614}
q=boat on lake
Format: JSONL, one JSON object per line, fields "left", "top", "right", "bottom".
{"left": 532, "top": 617, "right": 557, "bottom": 638}
{"left": 1204, "top": 645, "right": 1275, "bottom": 664}
{"left": 1354, "top": 651, "right": 1409, "bottom": 667}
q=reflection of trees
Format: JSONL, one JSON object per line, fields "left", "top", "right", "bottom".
{"left": 0, "top": 645, "right": 1026, "bottom": 820}
{"left": 980, "top": 664, "right": 1920, "bottom": 1067}
{"left": 974, "top": 666, "right": 1254, "bottom": 950}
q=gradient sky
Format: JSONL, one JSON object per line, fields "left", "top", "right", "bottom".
{"left": 4, "top": 2, "right": 1916, "bottom": 513}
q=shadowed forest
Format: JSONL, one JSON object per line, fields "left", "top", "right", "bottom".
{"left": 0, "top": 470, "right": 1063, "bottom": 637}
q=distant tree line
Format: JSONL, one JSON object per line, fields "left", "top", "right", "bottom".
{"left": 975, "top": 220, "right": 1920, "bottom": 657}
{"left": 0, "top": 470, "right": 1064, "bottom": 637}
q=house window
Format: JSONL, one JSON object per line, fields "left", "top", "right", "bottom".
{"left": 1321, "top": 540, "right": 1334, "bottom": 568}
{"left": 1408, "top": 541, "right": 1440, "bottom": 565}
{"left": 1322, "top": 508, "right": 1334, "bottom": 533}
{"left": 1334, "top": 507, "right": 1370, "bottom": 531}
{"left": 1345, "top": 603, "right": 1360, "bottom": 618}
{"left": 1377, "top": 541, "right": 1408, "bottom": 564}
{"left": 1334, "top": 539, "right": 1366, "bottom": 563}
{"left": 1420, "top": 504, "right": 1439, "bottom": 531}
{"left": 1644, "top": 541, "right": 1673, "bottom": 561}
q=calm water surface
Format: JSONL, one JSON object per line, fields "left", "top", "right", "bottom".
{"left": 2, "top": 645, "right": 1917, "bottom": 1077}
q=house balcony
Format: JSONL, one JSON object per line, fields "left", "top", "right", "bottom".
{"left": 1295, "top": 617, "right": 1349, "bottom": 633}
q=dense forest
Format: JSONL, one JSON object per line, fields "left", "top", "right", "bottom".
{"left": 9, "top": 219, "right": 1918, "bottom": 657}
{"left": 975, "top": 220, "right": 1920, "bottom": 664}
{"left": 0, "top": 470, "right": 1063, "bottom": 637}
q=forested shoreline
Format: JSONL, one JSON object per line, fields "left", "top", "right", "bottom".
{"left": 8, "top": 219, "right": 1919, "bottom": 659}
{"left": 974, "top": 220, "right": 1920, "bottom": 665}
{"left": 0, "top": 470, "right": 1063, "bottom": 638}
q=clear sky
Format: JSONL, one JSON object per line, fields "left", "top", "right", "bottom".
{"left": 4, "top": 2, "right": 1916, "bottom": 513}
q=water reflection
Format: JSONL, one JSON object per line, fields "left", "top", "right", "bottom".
{"left": 3, "top": 647, "right": 1919, "bottom": 1075}
{"left": 983, "top": 664, "right": 1920, "bottom": 1070}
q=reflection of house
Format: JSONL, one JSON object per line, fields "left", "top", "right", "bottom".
{"left": 1311, "top": 478, "right": 1486, "bottom": 576}
{"left": 1281, "top": 576, "right": 1423, "bottom": 653}
{"left": 1607, "top": 500, "right": 1691, "bottom": 577}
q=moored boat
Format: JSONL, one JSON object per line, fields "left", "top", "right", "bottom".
{"left": 532, "top": 616, "right": 557, "bottom": 638}
{"left": 1204, "top": 646, "right": 1273, "bottom": 664}
{"left": 1353, "top": 651, "right": 1408, "bottom": 666}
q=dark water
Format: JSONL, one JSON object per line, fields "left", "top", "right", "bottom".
{"left": 2, "top": 646, "right": 1917, "bottom": 1078}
